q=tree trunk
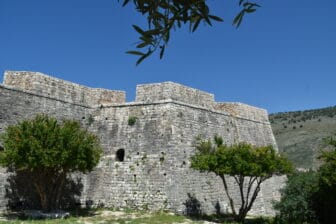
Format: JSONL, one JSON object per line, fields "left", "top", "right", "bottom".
{"left": 220, "top": 174, "right": 237, "bottom": 216}
{"left": 53, "top": 173, "right": 66, "bottom": 210}
{"left": 32, "top": 170, "right": 67, "bottom": 212}
{"left": 34, "top": 181, "right": 50, "bottom": 212}
{"left": 233, "top": 177, "right": 267, "bottom": 223}
{"left": 235, "top": 211, "right": 248, "bottom": 223}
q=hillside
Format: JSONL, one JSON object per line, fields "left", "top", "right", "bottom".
{"left": 269, "top": 106, "right": 336, "bottom": 169}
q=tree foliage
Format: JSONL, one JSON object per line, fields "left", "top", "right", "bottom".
{"left": 313, "top": 137, "right": 336, "bottom": 224}
{"left": 120, "top": 0, "right": 260, "bottom": 65}
{"left": 274, "top": 137, "right": 336, "bottom": 224}
{"left": 0, "top": 115, "right": 102, "bottom": 211}
{"left": 273, "top": 171, "right": 319, "bottom": 224}
{"left": 318, "top": 137, "right": 336, "bottom": 187}
{"left": 190, "top": 136, "right": 292, "bottom": 222}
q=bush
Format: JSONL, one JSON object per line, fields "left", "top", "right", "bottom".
{"left": 274, "top": 171, "right": 319, "bottom": 224}
{"left": 0, "top": 115, "right": 102, "bottom": 211}
{"left": 314, "top": 140, "right": 336, "bottom": 224}
{"left": 128, "top": 116, "right": 138, "bottom": 126}
{"left": 274, "top": 137, "right": 336, "bottom": 224}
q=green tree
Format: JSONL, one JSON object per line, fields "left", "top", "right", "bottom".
{"left": 274, "top": 137, "right": 336, "bottom": 224}
{"left": 0, "top": 115, "right": 102, "bottom": 212}
{"left": 273, "top": 171, "right": 319, "bottom": 224}
{"left": 190, "top": 136, "right": 292, "bottom": 223}
{"left": 120, "top": 0, "right": 260, "bottom": 64}
{"left": 314, "top": 137, "right": 336, "bottom": 224}
{"left": 318, "top": 138, "right": 336, "bottom": 187}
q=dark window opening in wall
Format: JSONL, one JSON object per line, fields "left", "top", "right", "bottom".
{"left": 116, "top": 149, "right": 125, "bottom": 162}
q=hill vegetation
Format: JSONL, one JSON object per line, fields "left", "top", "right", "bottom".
{"left": 269, "top": 106, "right": 336, "bottom": 169}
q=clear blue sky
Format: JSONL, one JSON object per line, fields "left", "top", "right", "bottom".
{"left": 0, "top": 0, "right": 335, "bottom": 113}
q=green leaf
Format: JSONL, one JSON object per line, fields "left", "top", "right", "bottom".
{"left": 132, "top": 25, "right": 145, "bottom": 35}
{"left": 145, "top": 28, "right": 162, "bottom": 36}
{"left": 233, "top": 11, "right": 244, "bottom": 28}
{"left": 208, "top": 15, "right": 224, "bottom": 22}
{"left": 140, "top": 36, "right": 153, "bottom": 44}
{"left": 126, "top": 51, "right": 145, "bottom": 56}
{"left": 122, "top": 0, "right": 131, "bottom": 7}
{"left": 159, "top": 45, "right": 165, "bottom": 59}
{"left": 245, "top": 8, "right": 256, "bottom": 13}
{"left": 163, "top": 30, "right": 170, "bottom": 43}
{"left": 136, "top": 54, "right": 148, "bottom": 66}
{"left": 136, "top": 42, "right": 149, "bottom": 48}
{"left": 192, "top": 17, "right": 202, "bottom": 32}
{"left": 177, "top": 20, "right": 181, "bottom": 28}
{"left": 136, "top": 49, "right": 153, "bottom": 65}
{"left": 204, "top": 17, "right": 212, "bottom": 26}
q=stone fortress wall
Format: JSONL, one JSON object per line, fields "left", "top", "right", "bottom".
{"left": 0, "top": 71, "right": 285, "bottom": 215}
{"left": 135, "top": 82, "right": 215, "bottom": 108}
{"left": 3, "top": 71, "right": 126, "bottom": 106}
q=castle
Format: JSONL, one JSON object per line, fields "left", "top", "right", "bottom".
{"left": 0, "top": 71, "right": 285, "bottom": 215}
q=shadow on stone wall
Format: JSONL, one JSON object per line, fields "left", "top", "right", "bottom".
{"left": 5, "top": 170, "right": 83, "bottom": 211}
{"left": 183, "top": 193, "right": 202, "bottom": 216}
{"left": 215, "top": 201, "right": 222, "bottom": 215}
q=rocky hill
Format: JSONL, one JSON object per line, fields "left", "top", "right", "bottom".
{"left": 269, "top": 106, "right": 336, "bottom": 169}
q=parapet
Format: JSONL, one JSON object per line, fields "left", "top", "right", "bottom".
{"left": 2, "top": 71, "right": 270, "bottom": 123}
{"left": 3, "top": 71, "right": 126, "bottom": 107}
{"left": 214, "top": 102, "right": 269, "bottom": 123}
{"left": 135, "top": 81, "right": 215, "bottom": 108}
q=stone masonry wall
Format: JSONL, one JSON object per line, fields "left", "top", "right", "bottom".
{"left": 157, "top": 102, "right": 282, "bottom": 215}
{"left": 0, "top": 84, "right": 92, "bottom": 211}
{"left": 136, "top": 82, "right": 215, "bottom": 108}
{"left": 215, "top": 102, "right": 269, "bottom": 124}
{"left": 0, "top": 71, "right": 284, "bottom": 216}
{"left": 77, "top": 101, "right": 283, "bottom": 216}
{"left": 3, "top": 71, "right": 125, "bottom": 107}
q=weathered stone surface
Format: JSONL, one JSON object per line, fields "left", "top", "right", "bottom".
{"left": 135, "top": 82, "right": 214, "bottom": 108}
{"left": 3, "top": 71, "right": 125, "bottom": 106}
{"left": 0, "top": 71, "right": 284, "bottom": 216}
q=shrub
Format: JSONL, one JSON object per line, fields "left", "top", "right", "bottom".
{"left": 0, "top": 115, "right": 102, "bottom": 211}
{"left": 274, "top": 171, "right": 319, "bottom": 224}
{"left": 314, "top": 139, "right": 336, "bottom": 224}
{"left": 128, "top": 116, "right": 138, "bottom": 126}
